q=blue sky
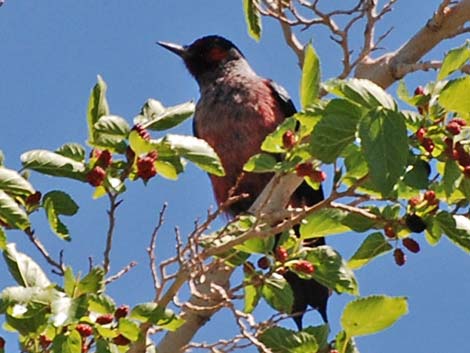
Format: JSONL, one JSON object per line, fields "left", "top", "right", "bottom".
{"left": 1, "top": 1, "right": 469, "bottom": 352}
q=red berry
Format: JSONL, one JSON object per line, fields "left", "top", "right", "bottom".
{"left": 384, "top": 225, "right": 396, "bottom": 238}
{"left": 86, "top": 166, "right": 106, "bottom": 187}
{"left": 295, "top": 162, "right": 314, "bottom": 178}
{"left": 330, "top": 351, "right": 339, "bottom": 353}
{"left": 416, "top": 127, "right": 427, "bottom": 143}
{"left": 282, "top": 130, "right": 297, "bottom": 149}
{"left": 423, "top": 190, "right": 436, "bottom": 203}
{"left": 394, "top": 248, "right": 406, "bottom": 266}
{"left": 414, "top": 86, "right": 425, "bottom": 95}
{"left": 136, "top": 155, "right": 157, "bottom": 181}
{"left": 446, "top": 121, "right": 462, "bottom": 135}
{"left": 114, "top": 305, "right": 130, "bottom": 319}
{"left": 112, "top": 334, "right": 131, "bottom": 346}
{"left": 311, "top": 170, "right": 326, "bottom": 183}
{"left": 402, "top": 238, "right": 420, "bottom": 253}
{"left": 451, "top": 117, "right": 467, "bottom": 127}
{"left": 26, "top": 191, "right": 42, "bottom": 206}
{"left": 132, "top": 124, "right": 151, "bottom": 141}
{"left": 463, "top": 166, "right": 470, "bottom": 178}
{"left": 96, "top": 314, "right": 114, "bottom": 325}
{"left": 408, "top": 196, "right": 421, "bottom": 207}
{"left": 0, "top": 337, "right": 5, "bottom": 349}
{"left": 39, "top": 335, "right": 52, "bottom": 348}
{"left": 421, "top": 138, "right": 434, "bottom": 153}
{"left": 96, "top": 149, "right": 112, "bottom": 168}
{"left": 257, "top": 256, "right": 271, "bottom": 270}
{"left": 456, "top": 143, "right": 470, "bottom": 167}
{"left": 293, "top": 260, "right": 315, "bottom": 274}
{"left": 275, "top": 247, "right": 288, "bottom": 263}
{"left": 76, "top": 323, "right": 93, "bottom": 337}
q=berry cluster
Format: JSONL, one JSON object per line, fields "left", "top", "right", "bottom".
{"left": 293, "top": 260, "right": 315, "bottom": 274}
{"left": 415, "top": 127, "right": 434, "bottom": 153}
{"left": 86, "top": 149, "right": 113, "bottom": 187}
{"left": 137, "top": 151, "right": 158, "bottom": 181}
{"left": 282, "top": 130, "right": 297, "bottom": 149}
{"left": 275, "top": 246, "right": 288, "bottom": 263}
{"left": 444, "top": 118, "right": 470, "bottom": 177}
{"left": 295, "top": 162, "right": 326, "bottom": 183}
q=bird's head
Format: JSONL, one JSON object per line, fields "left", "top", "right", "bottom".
{"left": 158, "top": 35, "right": 245, "bottom": 80}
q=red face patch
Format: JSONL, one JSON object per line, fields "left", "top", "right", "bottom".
{"left": 208, "top": 47, "right": 228, "bottom": 62}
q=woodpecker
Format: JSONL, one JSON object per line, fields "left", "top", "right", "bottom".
{"left": 158, "top": 35, "right": 329, "bottom": 330}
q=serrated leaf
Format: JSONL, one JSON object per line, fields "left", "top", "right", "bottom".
{"left": 87, "top": 75, "right": 110, "bottom": 146}
{"left": 300, "top": 208, "right": 349, "bottom": 238}
{"left": 324, "top": 78, "right": 396, "bottom": 110}
{"left": 164, "top": 134, "right": 224, "bottom": 176}
{"left": 77, "top": 267, "right": 105, "bottom": 295}
{"left": 438, "top": 41, "right": 470, "bottom": 80}
{"left": 348, "top": 232, "right": 393, "bottom": 270}
{"left": 94, "top": 115, "right": 131, "bottom": 137}
{"left": 0, "top": 190, "right": 30, "bottom": 230}
{"left": 341, "top": 295, "right": 408, "bottom": 336}
{"left": 0, "top": 167, "right": 35, "bottom": 196}
{"left": 342, "top": 143, "right": 368, "bottom": 179}
{"left": 304, "top": 246, "right": 359, "bottom": 295}
{"left": 262, "top": 273, "right": 294, "bottom": 313}
{"left": 244, "top": 284, "right": 261, "bottom": 313}
{"left": 310, "top": 99, "right": 363, "bottom": 163}
{"left": 359, "top": 108, "right": 408, "bottom": 197}
{"left": 259, "top": 326, "right": 319, "bottom": 353}
{"left": 135, "top": 100, "right": 195, "bottom": 131}
{"left": 55, "top": 143, "right": 86, "bottom": 162}
{"left": 303, "top": 324, "right": 330, "bottom": 350}
{"left": 243, "top": 153, "right": 278, "bottom": 173}
{"left": 89, "top": 294, "right": 116, "bottom": 314}
{"left": 243, "top": 0, "right": 262, "bottom": 41}
{"left": 3, "top": 243, "right": 51, "bottom": 287}
{"left": 300, "top": 43, "right": 321, "bottom": 109}
{"left": 439, "top": 76, "right": 470, "bottom": 118}
{"left": 21, "top": 150, "right": 86, "bottom": 181}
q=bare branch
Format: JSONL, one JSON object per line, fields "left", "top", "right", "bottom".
{"left": 103, "top": 193, "right": 122, "bottom": 274}
{"left": 147, "top": 203, "right": 168, "bottom": 296}
{"left": 104, "top": 261, "right": 137, "bottom": 284}
{"left": 24, "top": 228, "right": 65, "bottom": 275}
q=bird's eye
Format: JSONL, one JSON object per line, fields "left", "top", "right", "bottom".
{"left": 208, "top": 47, "right": 228, "bottom": 62}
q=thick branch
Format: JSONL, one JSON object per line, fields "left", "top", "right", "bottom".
{"left": 355, "top": 0, "right": 470, "bottom": 87}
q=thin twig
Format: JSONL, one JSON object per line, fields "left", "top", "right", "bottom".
{"left": 24, "top": 228, "right": 65, "bottom": 275}
{"left": 103, "top": 193, "right": 122, "bottom": 274}
{"left": 105, "top": 261, "right": 137, "bottom": 284}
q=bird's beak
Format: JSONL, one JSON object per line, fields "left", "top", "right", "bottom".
{"left": 157, "top": 41, "right": 187, "bottom": 58}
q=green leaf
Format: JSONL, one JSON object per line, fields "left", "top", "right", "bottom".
{"left": 3, "top": 243, "right": 51, "bottom": 287}
{"left": 359, "top": 108, "right": 408, "bottom": 197}
{"left": 87, "top": 75, "right": 110, "bottom": 146}
{"left": 52, "top": 330, "right": 82, "bottom": 353}
{"left": 303, "top": 324, "right": 330, "bottom": 350}
{"left": 300, "top": 208, "right": 349, "bottom": 238}
{"left": 0, "top": 167, "right": 35, "bottom": 196}
{"left": 118, "top": 318, "right": 140, "bottom": 340}
{"left": 259, "top": 326, "right": 319, "bottom": 353}
{"left": 55, "top": 143, "right": 86, "bottom": 162}
{"left": 164, "top": 134, "right": 225, "bottom": 176}
{"left": 402, "top": 159, "right": 430, "bottom": 189}
{"left": 244, "top": 284, "right": 261, "bottom": 313}
{"left": 300, "top": 43, "right": 321, "bottom": 109}
{"left": 434, "top": 212, "right": 470, "bottom": 252}
{"left": 94, "top": 115, "right": 131, "bottom": 137}
{"left": 43, "top": 191, "right": 79, "bottom": 240}
{"left": 5, "top": 302, "right": 49, "bottom": 336}
{"left": 439, "top": 76, "right": 470, "bottom": 118}
{"left": 324, "top": 78, "right": 396, "bottom": 110}
{"left": 154, "top": 160, "right": 178, "bottom": 180}
{"left": 348, "top": 232, "right": 393, "bottom": 270}
{"left": 243, "top": 0, "right": 262, "bottom": 41}
{"left": 0, "top": 190, "right": 30, "bottom": 230}
{"left": 310, "top": 99, "right": 363, "bottom": 163}
{"left": 261, "top": 117, "right": 297, "bottom": 153}
{"left": 135, "top": 99, "right": 195, "bottom": 131}
{"left": 63, "top": 267, "right": 76, "bottom": 297}
{"left": 438, "top": 41, "right": 470, "bottom": 80}
{"left": 21, "top": 150, "right": 86, "bottom": 181}
{"left": 342, "top": 143, "right": 368, "bottom": 179}
{"left": 335, "top": 330, "right": 360, "bottom": 353}
{"left": 51, "top": 296, "right": 88, "bottom": 327}
{"left": 443, "top": 159, "right": 461, "bottom": 198}
{"left": 130, "top": 304, "right": 184, "bottom": 331}
{"left": 341, "top": 295, "right": 408, "bottom": 336}
{"left": 0, "top": 228, "right": 6, "bottom": 250}
{"left": 243, "top": 153, "right": 278, "bottom": 173}
{"left": 77, "top": 267, "right": 105, "bottom": 295}
{"left": 261, "top": 273, "right": 294, "bottom": 313}
{"left": 235, "top": 236, "right": 274, "bottom": 254}
{"left": 304, "top": 246, "right": 359, "bottom": 295}
{"left": 89, "top": 294, "right": 116, "bottom": 314}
